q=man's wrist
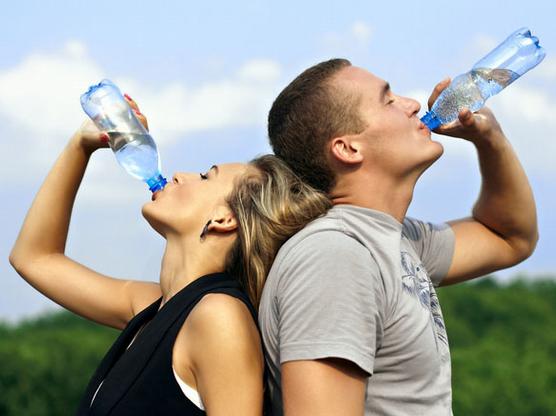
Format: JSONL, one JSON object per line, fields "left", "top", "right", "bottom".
{"left": 472, "top": 130, "right": 509, "bottom": 152}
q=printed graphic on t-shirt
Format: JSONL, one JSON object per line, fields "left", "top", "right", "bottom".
{"left": 400, "top": 251, "right": 450, "bottom": 361}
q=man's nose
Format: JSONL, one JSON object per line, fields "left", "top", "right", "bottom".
{"left": 401, "top": 96, "right": 421, "bottom": 117}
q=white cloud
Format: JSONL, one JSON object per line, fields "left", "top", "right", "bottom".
{"left": 490, "top": 84, "right": 556, "bottom": 171}
{"left": 322, "top": 21, "right": 373, "bottom": 53}
{"left": 471, "top": 34, "right": 497, "bottom": 56}
{"left": 351, "top": 22, "right": 372, "bottom": 45}
{"left": 0, "top": 40, "right": 103, "bottom": 144}
{"left": 535, "top": 56, "right": 556, "bottom": 81}
{"left": 0, "top": 41, "right": 282, "bottom": 145}
{"left": 0, "top": 41, "right": 283, "bottom": 201}
{"left": 115, "top": 58, "right": 282, "bottom": 144}
{"left": 238, "top": 59, "right": 281, "bottom": 83}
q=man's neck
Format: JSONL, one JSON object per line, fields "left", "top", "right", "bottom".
{"left": 329, "top": 172, "right": 416, "bottom": 224}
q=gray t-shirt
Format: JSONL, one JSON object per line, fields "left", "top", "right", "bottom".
{"left": 258, "top": 204, "right": 456, "bottom": 416}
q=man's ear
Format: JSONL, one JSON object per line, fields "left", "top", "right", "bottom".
{"left": 207, "top": 206, "right": 238, "bottom": 235}
{"left": 330, "top": 135, "right": 364, "bottom": 165}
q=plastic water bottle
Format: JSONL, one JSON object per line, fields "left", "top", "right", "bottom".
{"left": 421, "top": 27, "right": 546, "bottom": 130}
{"left": 80, "top": 79, "right": 167, "bottom": 193}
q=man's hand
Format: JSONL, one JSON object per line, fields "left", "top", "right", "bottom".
{"left": 427, "top": 78, "right": 504, "bottom": 145}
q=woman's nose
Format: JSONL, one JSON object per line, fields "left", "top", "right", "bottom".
{"left": 172, "top": 173, "right": 186, "bottom": 184}
{"left": 172, "top": 172, "right": 197, "bottom": 184}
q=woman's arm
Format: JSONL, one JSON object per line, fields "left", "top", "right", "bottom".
{"left": 176, "top": 293, "right": 264, "bottom": 415}
{"left": 9, "top": 109, "right": 161, "bottom": 329}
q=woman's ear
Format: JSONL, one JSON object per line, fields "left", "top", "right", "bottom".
{"left": 330, "top": 135, "right": 364, "bottom": 165}
{"left": 208, "top": 206, "right": 238, "bottom": 235}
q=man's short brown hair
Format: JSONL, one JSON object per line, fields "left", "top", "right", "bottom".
{"left": 268, "top": 58, "right": 366, "bottom": 193}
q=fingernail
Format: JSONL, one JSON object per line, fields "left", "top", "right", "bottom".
{"left": 124, "top": 93, "right": 132, "bottom": 101}
{"left": 134, "top": 109, "right": 142, "bottom": 116}
{"left": 100, "top": 132, "right": 110, "bottom": 143}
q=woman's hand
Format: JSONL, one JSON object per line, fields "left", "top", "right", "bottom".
{"left": 71, "top": 94, "right": 150, "bottom": 156}
{"left": 71, "top": 118, "right": 110, "bottom": 155}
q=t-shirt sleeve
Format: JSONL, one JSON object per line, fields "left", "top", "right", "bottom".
{"left": 275, "top": 230, "right": 385, "bottom": 376}
{"left": 402, "top": 217, "right": 455, "bottom": 286}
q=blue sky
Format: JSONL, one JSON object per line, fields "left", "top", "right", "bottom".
{"left": 2, "top": 0, "right": 555, "bottom": 321}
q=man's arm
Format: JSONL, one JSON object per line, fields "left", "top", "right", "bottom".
{"left": 443, "top": 126, "right": 538, "bottom": 285}
{"left": 282, "top": 358, "right": 367, "bottom": 416}
{"left": 428, "top": 80, "right": 538, "bottom": 286}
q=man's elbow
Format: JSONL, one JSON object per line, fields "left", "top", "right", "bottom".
{"left": 8, "top": 249, "right": 24, "bottom": 273}
{"left": 509, "top": 230, "right": 539, "bottom": 265}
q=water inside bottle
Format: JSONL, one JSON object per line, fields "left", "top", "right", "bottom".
{"left": 472, "top": 68, "right": 520, "bottom": 97}
{"left": 432, "top": 68, "right": 519, "bottom": 124}
{"left": 107, "top": 132, "right": 160, "bottom": 181}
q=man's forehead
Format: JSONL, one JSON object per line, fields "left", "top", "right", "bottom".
{"left": 333, "top": 66, "right": 387, "bottom": 96}
{"left": 336, "top": 66, "right": 383, "bottom": 84}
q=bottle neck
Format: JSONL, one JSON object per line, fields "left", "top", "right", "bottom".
{"left": 147, "top": 174, "right": 168, "bottom": 193}
{"left": 420, "top": 111, "right": 441, "bottom": 130}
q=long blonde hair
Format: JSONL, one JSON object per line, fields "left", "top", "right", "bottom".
{"left": 225, "top": 155, "right": 332, "bottom": 308}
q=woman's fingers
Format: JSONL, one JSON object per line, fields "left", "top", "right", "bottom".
{"left": 427, "top": 77, "right": 451, "bottom": 110}
{"left": 136, "top": 112, "right": 149, "bottom": 131}
{"left": 124, "top": 94, "right": 149, "bottom": 131}
{"left": 124, "top": 94, "right": 139, "bottom": 111}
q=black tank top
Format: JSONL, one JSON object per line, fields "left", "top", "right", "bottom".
{"left": 75, "top": 272, "right": 269, "bottom": 415}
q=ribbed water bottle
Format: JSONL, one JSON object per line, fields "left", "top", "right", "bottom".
{"left": 80, "top": 79, "right": 167, "bottom": 193}
{"left": 421, "top": 27, "right": 546, "bottom": 130}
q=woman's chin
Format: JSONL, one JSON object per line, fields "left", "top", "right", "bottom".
{"left": 141, "top": 205, "right": 168, "bottom": 238}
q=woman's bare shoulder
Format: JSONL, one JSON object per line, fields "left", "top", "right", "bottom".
{"left": 174, "top": 292, "right": 262, "bottom": 374}
{"left": 172, "top": 292, "right": 264, "bottom": 413}
{"left": 186, "top": 293, "right": 259, "bottom": 346}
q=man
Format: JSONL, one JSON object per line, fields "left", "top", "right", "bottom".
{"left": 258, "top": 59, "right": 538, "bottom": 415}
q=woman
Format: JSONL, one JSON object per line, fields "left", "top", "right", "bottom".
{"left": 9, "top": 97, "right": 331, "bottom": 415}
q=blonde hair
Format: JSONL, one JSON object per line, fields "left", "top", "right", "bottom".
{"left": 225, "top": 155, "right": 332, "bottom": 308}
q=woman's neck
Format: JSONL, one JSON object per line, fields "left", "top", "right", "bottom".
{"left": 158, "top": 234, "right": 228, "bottom": 305}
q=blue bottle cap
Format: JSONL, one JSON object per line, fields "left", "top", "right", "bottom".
{"left": 147, "top": 174, "right": 168, "bottom": 193}
{"left": 420, "top": 111, "right": 441, "bottom": 130}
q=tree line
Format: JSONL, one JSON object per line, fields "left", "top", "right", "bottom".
{"left": 1, "top": 275, "right": 555, "bottom": 415}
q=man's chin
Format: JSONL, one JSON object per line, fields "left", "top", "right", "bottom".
{"left": 416, "top": 142, "right": 445, "bottom": 175}
{"left": 432, "top": 140, "right": 445, "bottom": 158}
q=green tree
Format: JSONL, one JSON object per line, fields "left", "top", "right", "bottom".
{"left": 439, "top": 277, "right": 556, "bottom": 415}
{"left": 0, "top": 313, "right": 117, "bottom": 415}
{"left": 1, "top": 275, "right": 555, "bottom": 415}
